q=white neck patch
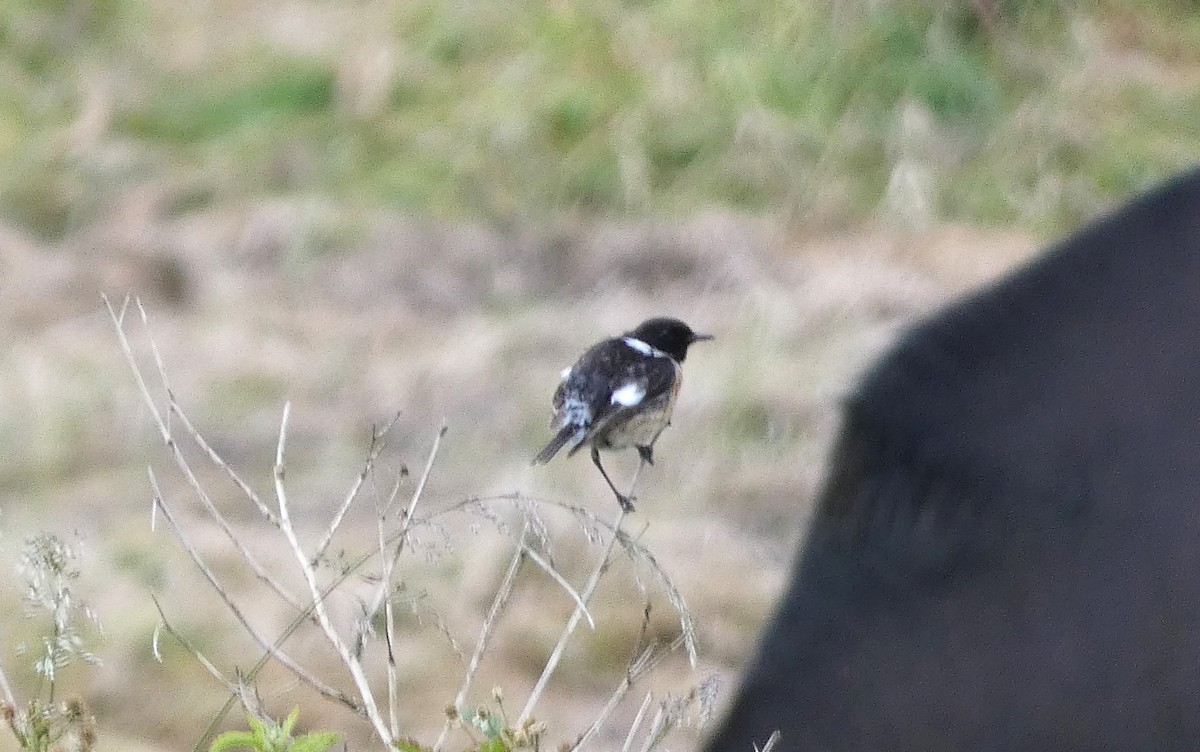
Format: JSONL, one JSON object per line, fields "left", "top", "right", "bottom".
{"left": 623, "top": 337, "right": 666, "bottom": 357}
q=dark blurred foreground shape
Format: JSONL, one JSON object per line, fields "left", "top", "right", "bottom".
{"left": 705, "top": 167, "right": 1200, "bottom": 751}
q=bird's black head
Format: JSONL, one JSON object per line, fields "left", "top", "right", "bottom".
{"left": 625, "top": 317, "right": 714, "bottom": 362}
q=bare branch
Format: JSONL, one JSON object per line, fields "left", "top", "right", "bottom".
{"left": 107, "top": 296, "right": 302, "bottom": 610}
{"left": 169, "top": 399, "right": 277, "bottom": 526}
{"left": 104, "top": 294, "right": 169, "bottom": 439}
{"left": 191, "top": 535, "right": 392, "bottom": 752}
{"left": 364, "top": 423, "right": 447, "bottom": 622}
{"left": 517, "top": 504, "right": 628, "bottom": 727}
{"left": 272, "top": 403, "right": 394, "bottom": 746}
{"left": 614, "top": 532, "right": 698, "bottom": 669}
{"left": 433, "top": 527, "right": 527, "bottom": 752}
{"left": 166, "top": 404, "right": 303, "bottom": 611}
{"left": 135, "top": 297, "right": 275, "bottom": 524}
{"left": 150, "top": 596, "right": 236, "bottom": 694}
{"left": 0, "top": 660, "right": 16, "bottom": 709}
{"left": 523, "top": 546, "right": 594, "bottom": 630}
{"left": 568, "top": 636, "right": 685, "bottom": 752}
{"left": 636, "top": 702, "right": 668, "bottom": 752}
{"left": 620, "top": 693, "right": 655, "bottom": 752}
{"left": 377, "top": 488, "right": 400, "bottom": 739}
{"left": 313, "top": 412, "right": 401, "bottom": 564}
{"left": 403, "top": 422, "right": 447, "bottom": 524}
{"left": 148, "top": 469, "right": 359, "bottom": 712}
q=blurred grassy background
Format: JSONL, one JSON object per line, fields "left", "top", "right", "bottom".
{"left": 5, "top": 0, "right": 1198, "bottom": 234}
{"left": 0, "top": 0, "right": 1197, "bottom": 750}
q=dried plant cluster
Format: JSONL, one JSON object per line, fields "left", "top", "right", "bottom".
{"left": 102, "top": 295, "right": 716, "bottom": 752}
{"left": 0, "top": 534, "right": 100, "bottom": 752}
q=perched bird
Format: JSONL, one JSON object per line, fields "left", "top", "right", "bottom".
{"left": 532, "top": 317, "right": 713, "bottom": 512}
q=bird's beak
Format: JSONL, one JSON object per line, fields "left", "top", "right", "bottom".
{"left": 691, "top": 332, "right": 715, "bottom": 343}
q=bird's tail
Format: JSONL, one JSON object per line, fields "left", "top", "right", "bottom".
{"left": 532, "top": 426, "right": 583, "bottom": 465}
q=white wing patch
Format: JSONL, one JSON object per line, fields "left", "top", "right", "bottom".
{"left": 622, "top": 337, "right": 667, "bottom": 357}
{"left": 560, "top": 366, "right": 572, "bottom": 380}
{"left": 611, "top": 381, "right": 646, "bottom": 407}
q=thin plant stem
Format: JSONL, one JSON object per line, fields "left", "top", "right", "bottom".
{"left": 523, "top": 546, "right": 594, "bottom": 630}
{"left": 105, "top": 295, "right": 301, "bottom": 609}
{"left": 432, "top": 525, "right": 528, "bottom": 752}
{"left": 0, "top": 663, "right": 15, "bottom": 709}
{"left": 516, "top": 505, "right": 627, "bottom": 727}
{"left": 272, "top": 403, "right": 394, "bottom": 746}
{"left": 150, "top": 596, "right": 236, "bottom": 694}
{"left": 312, "top": 412, "right": 402, "bottom": 564}
{"left": 568, "top": 635, "right": 685, "bottom": 752}
{"left": 148, "top": 469, "right": 358, "bottom": 710}
{"left": 620, "top": 693, "right": 655, "bottom": 752}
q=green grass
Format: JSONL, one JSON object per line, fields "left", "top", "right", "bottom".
{"left": 1, "top": 0, "right": 1199, "bottom": 236}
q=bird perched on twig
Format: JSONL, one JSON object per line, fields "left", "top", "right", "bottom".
{"left": 532, "top": 317, "right": 713, "bottom": 512}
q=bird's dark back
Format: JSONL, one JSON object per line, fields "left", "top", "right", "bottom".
{"left": 565, "top": 337, "right": 636, "bottom": 415}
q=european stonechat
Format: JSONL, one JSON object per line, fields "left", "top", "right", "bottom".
{"left": 532, "top": 317, "right": 713, "bottom": 512}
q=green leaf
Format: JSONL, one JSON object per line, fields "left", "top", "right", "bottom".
{"left": 209, "top": 730, "right": 259, "bottom": 752}
{"left": 478, "top": 737, "right": 509, "bottom": 752}
{"left": 246, "top": 714, "right": 269, "bottom": 740}
{"left": 290, "top": 732, "right": 342, "bottom": 752}
{"left": 281, "top": 708, "right": 300, "bottom": 738}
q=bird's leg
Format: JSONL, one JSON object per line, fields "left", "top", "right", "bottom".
{"left": 636, "top": 445, "right": 654, "bottom": 466}
{"left": 591, "top": 446, "right": 635, "bottom": 512}
{"left": 628, "top": 454, "right": 647, "bottom": 501}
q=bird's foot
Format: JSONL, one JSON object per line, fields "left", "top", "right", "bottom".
{"left": 616, "top": 492, "right": 637, "bottom": 513}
